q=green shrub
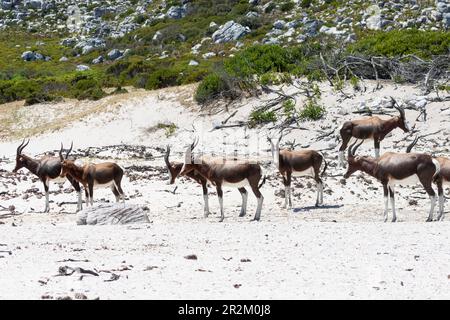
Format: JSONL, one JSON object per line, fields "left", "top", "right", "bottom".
{"left": 248, "top": 109, "right": 277, "bottom": 127}
{"left": 299, "top": 100, "right": 325, "bottom": 120}
{"left": 280, "top": 1, "right": 295, "bottom": 12}
{"left": 24, "top": 92, "right": 60, "bottom": 106}
{"left": 300, "top": 0, "right": 313, "bottom": 8}
{"left": 113, "top": 86, "right": 128, "bottom": 94}
{"left": 157, "top": 122, "right": 177, "bottom": 137}
{"left": 224, "top": 45, "right": 300, "bottom": 79}
{"left": 73, "top": 87, "right": 105, "bottom": 100}
{"left": 283, "top": 99, "right": 296, "bottom": 118}
{"left": 264, "top": 2, "right": 276, "bottom": 13}
{"left": 145, "top": 68, "right": 180, "bottom": 90}
{"left": 194, "top": 73, "right": 229, "bottom": 104}
{"left": 350, "top": 76, "right": 360, "bottom": 90}
{"left": 349, "top": 29, "right": 450, "bottom": 59}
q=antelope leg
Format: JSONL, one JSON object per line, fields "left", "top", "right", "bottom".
{"left": 389, "top": 186, "right": 396, "bottom": 222}
{"left": 238, "top": 188, "right": 248, "bottom": 217}
{"left": 217, "top": 186, "right": 224, "bottom": 222}
{"left": 427, "top": 196, "right": 436, "bottom": 222}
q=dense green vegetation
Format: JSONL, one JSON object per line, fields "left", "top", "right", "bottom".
{"left": 0, "top": 14, "right": 447, "bottom": 108}
{"left": 348, "top": 29, "right": 450, "bottom": 59}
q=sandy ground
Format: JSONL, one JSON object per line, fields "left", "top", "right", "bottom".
{"left": 0, "top": 80, "right": 449, "bottom": 299}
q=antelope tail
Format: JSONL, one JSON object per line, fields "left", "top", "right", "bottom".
{"left": 258, "top": 174, "right": 267, "bottom": 189}
{"left": 319, "top": 152, "right": 328, "bottom": 177}
{"left": 432, "top": 159, "right": 441, "bottom": 181}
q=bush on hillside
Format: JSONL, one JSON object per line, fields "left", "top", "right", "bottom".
{"left": 349, "top": 29, "right": 450, "bottom": 59}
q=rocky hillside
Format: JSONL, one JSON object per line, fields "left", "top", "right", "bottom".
{"left": 0, "top": 0, "right": 448, "bottom": 106}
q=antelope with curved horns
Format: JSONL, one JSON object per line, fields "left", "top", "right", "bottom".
{"left": 338, "top": 97, "right": 410, "bottom": 167}
{"left": 344, "top": 139, "right": 442, "bottom": 222}
{"left": 12, "top": 140, "right": 83, "bottom": 212}
{"left": 406, "top": 136, "right": 448, "bottom": 221}
{"left": 268, "top": 134, "right": 327, "bottom": 209}
{"left": 59, "top": 151, "right": 125, "bottom": 207}
{"left": 164, "top": 145, "right": 212, "bottom": 216}
{"left": 179, "top": 138, "right": 266, "bottom": 222}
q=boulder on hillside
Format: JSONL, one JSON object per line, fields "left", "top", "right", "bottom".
{"left": 211, "top": 20, "right": 250, "bottom": 44}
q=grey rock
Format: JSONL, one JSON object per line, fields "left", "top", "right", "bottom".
{"left": 211, "top": 20, "right": 250, "bottom": 43}
{"left": 76, "top": 64, "right": 90, "bottom": 71}
{"left": 76, "top": 203, "right": 150, "bottom": 225}
{"left": 202, "top": 52, "right": 216, "bottom": 59}
{"left": 92, "top": 55, "right": 104, "bottom": 64}
{"left": 21, "top": 51, "right": 46, "bottom": 61}
{"left": 444, "top": 12, "right": 450, "bottom": 27}
{"left": 303, "top": 20, "right": 321, "bottom": 37}
{"left": 1, "top": 1, "right": 13, "bottom": 10}
{"left": 59, "top": 56, "right": 69, "bottom": 62}
{"left": 107, "top": 49, "right": 123, "bottom": 60}
{"left": 436, "top": 2, "right": 448, "bottom": 13}
{"left": 273, "top": 20, "right": 286, "bottom": 29}
{"left": 188, "top": 59, "right": 199, "bottom": 66}
{"left": 263, "top": 37, "right": 280, "bottom": 45}
{"left": 245, "top": 11, "right": 259, "bottom": 19}
{"left": 249, "top": 0, "right": 259, "bottom": 5}
{"left": 166, "top": 6, "right": 186, "bottom": 19}
{"left": 366, "top": 14, "right": 382, "bottom": 30}
{"left": 24, "top": 0, "right": 42, "bottom": 10}
{"left": 153, "top": 30, "right": 163, "bottom": 41}
{"left": 94, "top": 7, "right": 116, "bottom": 19}
{"left": 286, "top": 20, "right": 300, "bottom": 29}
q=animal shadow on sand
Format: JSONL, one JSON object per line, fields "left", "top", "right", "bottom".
{"left": 292, "top": 204, "right": 343, "bottom": 213}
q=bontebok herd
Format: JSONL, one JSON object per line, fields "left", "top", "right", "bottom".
{"left": 10, "top": 98, "right": 448, "bottom": 222}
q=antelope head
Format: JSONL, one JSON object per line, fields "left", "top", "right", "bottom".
{"left": 12, "top": 139, "right": 30, "bottom": 173}
{"left": 164, "top": 145, "right": 182, "bottom": 185}
{"left": 391, "top": 97, "right": 409, "bottom": 133}
{"left": 59, "top": 142, "right": 74, "bottom": 177}
{"left": 180, "top": 137, "right": 199, "bottom": 176}
{"left": 267, "top": 133, "right": 283, "bottom": 168}
{"left": 343, "top": 139, "right": 365, "bottom": 179}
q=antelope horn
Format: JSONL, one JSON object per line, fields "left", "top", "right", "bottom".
{"left": 59, "top": 143, "right": 64, "bottom": 161}
{"left": 406, "top": 135, "right": 419, "bottom": 153}
{"left": 390, "top": 96, "right": 405, "bottom": 119}
{"left": 18, "top": 139, "right": 30, "bottom": 155}
{"left": 348, "top": 139, "right": 359, "bottom": 157}
{"left": 191, "top": 136, "right": 199, "bottom": 151}
{"left": 185, "top": 137, "right": 198, "bottom": 165}
{"left": 16, "top": 139, "right": 25, "bottom": 155}
{"left": 351, "top": 139, "right": 364, "bottom": 156}
{"left": 164, "top": 145, "right": 171, "bottom": 168}
{"left": 65, "top": 141, "right": 73, "bottom": 159}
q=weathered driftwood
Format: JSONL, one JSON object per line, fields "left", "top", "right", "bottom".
{"left": 77, "top": 203, "right": 150, "bottom": 225}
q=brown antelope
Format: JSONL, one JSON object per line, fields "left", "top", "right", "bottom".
{"left": 268, "top": 135, "right": 327, "bottom": 209}
{"left": 344, "top": 139, "right": 441, "bottom": 222}
{"left": 164, "top": 145, "right": 212, "bottom": 216}
{"left": 406, "top": 136, "right": 448, "bottom": 221}
{"left": 179, "top": 138, "right": 266, "bottom": 222}
{"left": 12, "top": 140, "right": 82, "bottom": 213}
{"left": 59, "top": 151, "right": 125, "bottom": 207}
{"left": 435, "top": 157, "right": 449, "bottom": 221}
{"left": 338, "top": 97, "right": 410, "bottom": 167}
